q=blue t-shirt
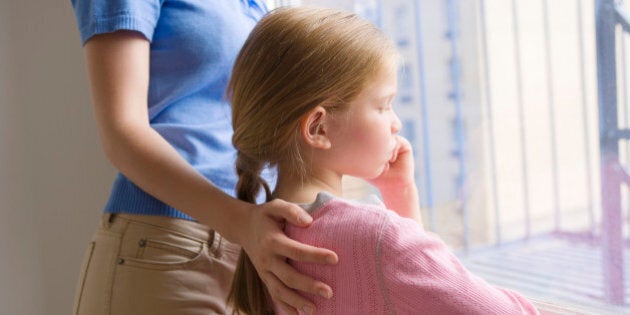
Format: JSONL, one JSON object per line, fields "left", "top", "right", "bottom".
{"left": 71, "top": 0, "right": 269, "bottom": 220}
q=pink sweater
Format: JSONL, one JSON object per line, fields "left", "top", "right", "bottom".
{"left": 280, "top": 192, "right": 539, "bottom": 314}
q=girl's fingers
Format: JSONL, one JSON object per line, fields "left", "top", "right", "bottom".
{"left": 391, "top": 139, "right": 401, "bottom": 160}
{"left": 394, "top": 135, "right": 412, "bottom": 153}
{"left": 263, "top": 271, "right": 316, "bottom": 315}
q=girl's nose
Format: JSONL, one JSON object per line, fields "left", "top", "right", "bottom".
{"left": 391, "top": 111, "right": 402, "bottom": 134}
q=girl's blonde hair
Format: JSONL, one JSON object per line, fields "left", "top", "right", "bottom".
{"left": 227, "top": 6, "right": 399, "bottom": 314}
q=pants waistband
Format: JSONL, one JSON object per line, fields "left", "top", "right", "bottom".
{"left": 102, "top": 213, "right": 215, "bottom": 245}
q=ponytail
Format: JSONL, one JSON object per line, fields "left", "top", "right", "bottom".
{"left": 235, "top": 152, "right": 272, "bottom": 203}
{"left": 227, "top": 152, "right": 274, "bottom": 315}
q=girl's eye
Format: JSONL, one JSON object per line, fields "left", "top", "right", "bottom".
{"left": 378, "top": 96, "right": 395, "bottom": 112}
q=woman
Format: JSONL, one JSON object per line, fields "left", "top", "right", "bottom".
{"left": 69, "top": 1, "right": 337, "bottom": 314}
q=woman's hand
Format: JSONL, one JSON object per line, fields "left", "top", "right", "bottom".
{"left": 367, "top": 136, "right": 422, "bottom": 224}
{"left": 239, "top": 199, "right": 338, "bottom": 315}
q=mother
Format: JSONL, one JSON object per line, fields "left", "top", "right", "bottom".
{"left": 69, "top": 1, "right": 337, "bottom": 314}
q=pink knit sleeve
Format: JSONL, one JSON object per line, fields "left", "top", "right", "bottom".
{"left": 377, "top": 213, "right": 539, "bottom": 314}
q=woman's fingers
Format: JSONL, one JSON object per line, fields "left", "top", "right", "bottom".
{"left": 265, "top": 199, "right": 313, "bottom": 227}
{"left": 259, "top": 202, "right": 338, "bottom": 265}
{"left": 274, "top": 236, "right": 338, "bottom": 265}
{"left": 263, "top": 271, "right": 316, "bottom": 315}
{"left": 247, "top": 199, "right": 339, "bottom": 314}
{"left": 268, "top": 256, "right": 333, "bottom": 299}
{"left": 276, "top": 301, "right": 299, "bottom": 315}
{"left": 261, "top": 219, "right": 337, "bottom": 297}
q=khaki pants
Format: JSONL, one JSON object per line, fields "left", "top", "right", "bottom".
{"left": 73, "top": 213, "right": 240, "bottom": 315}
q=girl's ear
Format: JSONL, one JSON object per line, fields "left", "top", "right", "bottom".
{"left": 300, "top": 106, "right": 332, "bottom": 149}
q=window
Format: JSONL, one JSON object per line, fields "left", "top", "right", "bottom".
{"left": 270, "top": 0, "right": 629, "bottom": 313}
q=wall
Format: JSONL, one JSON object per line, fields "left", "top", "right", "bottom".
{"left": 0, "top": 2, "right": 44, "bottom": 314}
{"left": 0, "top": 1, "right": 115, "bottom": 314}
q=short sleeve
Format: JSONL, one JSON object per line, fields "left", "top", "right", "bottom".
{"left": 377, "top": 213, "right": 539, "bottom": 314}
{"left": 70, "top": 0, "right": 162, "bottom": 45}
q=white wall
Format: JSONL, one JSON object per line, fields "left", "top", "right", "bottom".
{"left": 0, "top": 2, "right": 115, "bottom": 314}
{"left": 0, "top": 3, "right": 44, "bottom": 314}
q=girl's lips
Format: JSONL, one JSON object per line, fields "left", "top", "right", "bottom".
{"left": 389, "top": 145, "right": 398, "bottom": 163}
{"left": 388, "top": 138, "right": 400, "bottom": 162}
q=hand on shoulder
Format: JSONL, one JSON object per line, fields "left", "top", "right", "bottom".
{"left": 237, "top": 199, "right": 338, "bottom": 314}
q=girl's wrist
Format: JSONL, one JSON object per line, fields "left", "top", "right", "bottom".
{"left": 377, "top": 179, "right": 416, "bottom": 197}
{"left": 378, "top": 182, "right": 421, "bottom": 220}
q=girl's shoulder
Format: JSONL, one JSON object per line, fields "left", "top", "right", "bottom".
{"left": 303, "top": 191, "right": 391, "bottom": 223}
{"left": 287, "top": 191, "right": 405, "bottom": 248}
{"left": 301, "top": 192, "right": 435, "bottom": 250}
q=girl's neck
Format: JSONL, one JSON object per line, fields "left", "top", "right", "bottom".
{"left": 273, "top": 169, "right": 343, "bottom": 204}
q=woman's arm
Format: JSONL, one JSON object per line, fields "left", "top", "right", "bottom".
{"left": 84, "top": 30, "right": 337, "bottom": 314}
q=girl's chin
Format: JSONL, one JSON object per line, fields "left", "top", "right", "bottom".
{"left": 360, "top": 161, "right": 391, "bottom": 180}
{"left": 382, "top": 161, "right": 391, "bottom": 173}
{"left": 370, "top": 162, "right": 390, "bottom": 179}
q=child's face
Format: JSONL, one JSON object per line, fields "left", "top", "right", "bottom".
{"left": 327, "top": 68, "right": 401, "bottom": 179}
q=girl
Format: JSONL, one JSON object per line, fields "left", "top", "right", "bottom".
{"left": 227, "top": 6, "right": 539, "bottom": 315}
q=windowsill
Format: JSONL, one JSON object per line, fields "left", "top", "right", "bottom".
{"left": 532, "top": 299, "right": 588, "bottom": 315}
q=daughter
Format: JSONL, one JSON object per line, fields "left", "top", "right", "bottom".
{"left": 227, "top": 6, "right": 539, "bottom": 315}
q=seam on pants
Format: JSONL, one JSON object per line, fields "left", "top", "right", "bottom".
{"left": 106, "top": 218, "right": 129, "bottom": 315}
{"left": 74, "top": 242, "right": 96, "bottom": 315}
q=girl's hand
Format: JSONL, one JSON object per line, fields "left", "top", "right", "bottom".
{"left": 240, "top": 199, "right": 338, "bottom": 315}
{"left": 367, "top": 136, "right": 422, "bottom": 223}
{"left": 368, "top": 135, "right": 415, "bottom": 192}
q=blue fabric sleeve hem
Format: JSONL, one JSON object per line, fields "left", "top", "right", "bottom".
{"left": 79, "top": 14, "right": 156, "bottom": 45}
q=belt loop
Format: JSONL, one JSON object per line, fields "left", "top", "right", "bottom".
{"left": 207, "top": 229, "right": 215, "bottom": 245}
{"left": 102, "top": 213, "right": 116, "bottom": 229}
{"left": 209, "top": 230, "right": 223, "bottom": 257}
{"left": 217, "top": 234, "right": 224, "bottom": 257}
